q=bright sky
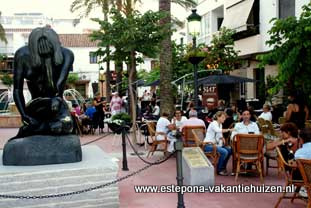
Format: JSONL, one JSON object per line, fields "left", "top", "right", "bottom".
{"left": 0, "top": 0, "right": 76, "bottom": 18}
{"left": 0, "top": 0, "right": 188, "bottom": 19}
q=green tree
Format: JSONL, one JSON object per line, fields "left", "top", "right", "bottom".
{"left": 259, "top": 3, "right": 311, "bottom": 103}
{"left": 203, "top": 27, "right": 240, "bottom": 72}
{"left": 91, "top": 9, "right": 170, "bottom": 141}
{"left": 159, "top": 0, "right": 197, "bottom": 115}
{"left": 71, "top": 0, "right": 116, "bottom": 101}
{"left": 0, "top": 12, "right": 7, "bottom": 44}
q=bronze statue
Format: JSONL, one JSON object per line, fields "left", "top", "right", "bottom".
{"left": 3, "top": 27, "right": 82, "bottom": 165}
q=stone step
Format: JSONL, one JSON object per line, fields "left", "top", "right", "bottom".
{"left": 0, "top": 146, "right": 120, "bottom": 208}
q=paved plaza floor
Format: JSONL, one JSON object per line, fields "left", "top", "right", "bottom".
{"left": 0, "top": 128, "right": 307, "bottom": 208}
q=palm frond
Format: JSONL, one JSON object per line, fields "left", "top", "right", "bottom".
{"left": 171, "top": 0, "right": 197, "bottom": 8}
{"left": 0, "top": 12, "right": 7, "bottom": 44}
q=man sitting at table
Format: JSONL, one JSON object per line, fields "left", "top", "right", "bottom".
{"left": 181, "top": 110, "right": 206, "bottom": 129}
{"left": 156, "top": 112, "right": 176, "bottom": 152}
{"left": 231, "top": 109, "right": 260, "bottom": 139}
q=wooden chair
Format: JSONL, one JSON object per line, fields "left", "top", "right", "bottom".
{"left": 278, "top": 117, "right": 286, "bottom": 125}
{"left": 257, "top": 118, "right": 269, "bottom": 134}
{"left": 192, "top": 129, "right": 219, "bottom": 173}
{"left": 182, "top": 126, "right": 205, "bottom": 147}
{"left": 296, "top": 159, "right": 311, "bottom": 208}
{"left": 234, "top": 134, "right": 264, "bottom": 183}
{"left": 274, "top": 147, "right": 305, "bottom": 208}
{"left": 146, "top": 122, "right": 168, "bottom": 157}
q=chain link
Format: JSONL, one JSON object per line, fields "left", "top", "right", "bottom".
{"left": 0, "top": 128, "right": 173, "bottom": 199}
{"left": 125, "top": 133, "right": 175, "bottom": 165}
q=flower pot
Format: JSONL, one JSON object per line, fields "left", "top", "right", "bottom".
{"left": 108, "top": 122, "right": 131, "bottom": 134}
{"left": 188, "top": 56, "right": 205, "bottom": 65}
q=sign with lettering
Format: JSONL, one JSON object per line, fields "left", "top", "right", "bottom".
{"left": 183, "top": 147, "right": 210, "bottom": 168}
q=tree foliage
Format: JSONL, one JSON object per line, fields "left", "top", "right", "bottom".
{"left": 258, "top": 3, "right": 311, "bottom": 100}
{"left": 0, "top": 73, "right": 13, "bottom": 88}
{"left": 202, "top": 27, "right": 240, "bottom": 72}
{"left": 0, "top": 12, "right": 7, "bottom": 44}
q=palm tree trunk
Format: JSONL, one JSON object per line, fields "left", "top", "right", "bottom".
{"left": 103, "top": 10, "right": 112, "bottom": 102}
{"left": 128, "top": 50, "right": 137, "bottom": 143}
{"left": 159, "top": 0, "right": 174, "bottom": 116}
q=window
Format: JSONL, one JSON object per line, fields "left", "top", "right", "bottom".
{"left": 89, "top": 52, "right": 97, "bottom": 64}
{"left": 279, "top": 0, "right": 295, "bottom": 19}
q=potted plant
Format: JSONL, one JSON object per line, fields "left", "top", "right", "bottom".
{"left": 106, "top": 112, "right": 132, "bottom": 134}
{"left": 185, "top": 44, "right": 209, "bottom": 65}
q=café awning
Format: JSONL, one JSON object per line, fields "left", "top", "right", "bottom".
{"left": 221, "top": 0, "right": 255, "bottom": 32}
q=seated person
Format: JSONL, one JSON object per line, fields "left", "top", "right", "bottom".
{"left": 266, "top": 122, "right": 301, "bottom": 180}
{"left": 172, "top": 110, "right": 188, "bottom": 131}
{"left": 295, "top": 127, "right": 311, "bottom": 159}
{"left": 204, "top": 111, "right": 233, "bottom": 175}
{"left": 258, "top": 104, "right": 272, "bottom": 121}
{"left": 181, "top": 110, "right": 206, "bottom": 130}
{"left": 156, "top": 112, "right": 176, "bottom": 152}
{"left": 223, "top": 108, "right": 235, "bottom": 139}
{"left": 231, "top": 109, "right": 260, "bottom": 140}
{"left": 152, "top": 101, "right": 160, "bottom": 120}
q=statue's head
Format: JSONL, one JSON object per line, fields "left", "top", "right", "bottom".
{"left": 29, "top": 27, "right": 63, "bottom": 67}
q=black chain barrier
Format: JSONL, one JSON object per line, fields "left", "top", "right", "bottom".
{"left": 125, "top": 133, "right": 175, "bottom": 165}
{"left": 0, "top": 129, "right": 173, "bottom": 199}
{"left": 81, "top": 132, "right": 112, "bottom": 146}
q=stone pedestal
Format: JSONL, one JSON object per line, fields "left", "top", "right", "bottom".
{"left": 3, "top": 134, "right": 82, "bottom": 166}
{"left": 182, "top": 147, "right": 215, "bottom": 187}
{"left": 0, "top": 146, "right": 119, "bottom": 208}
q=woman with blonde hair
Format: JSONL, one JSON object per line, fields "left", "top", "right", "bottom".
{"left": 204, "top": 111, "right": 233, "bottom": 175}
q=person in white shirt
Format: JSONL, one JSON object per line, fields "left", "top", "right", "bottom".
{"left": 181, "top": 110, "right": 205, "bottom": 129}
{"left": 171, "top": 110, "right": 188, "bottom": 131}
{"left": 231, "top": 109, "right": 260, "bottom": 139}
{"left": 204, "top": 111, "right": 233, "bottom": 175}
{"left": 152, "top": 101, "right": 160, "bottom": 119}
{"left": 258, "top": 104, "right": 272, "bottom": 121}
{"left": 156, "top": 112, "right": 175, "bottom": 152}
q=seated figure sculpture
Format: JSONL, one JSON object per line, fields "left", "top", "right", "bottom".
{"left": 2, "top": 27, "right": 82, "bottom": 165}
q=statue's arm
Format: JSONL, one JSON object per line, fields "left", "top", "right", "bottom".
{"left": 56, "top": 48, "right": 74, "bottom": 97}
{"left": 13, "top": 49, "right": 27, "bottom": 120}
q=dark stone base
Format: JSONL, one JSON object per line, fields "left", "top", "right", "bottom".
{"left": 2, "top": 134, "right": 82, "bottom": 166}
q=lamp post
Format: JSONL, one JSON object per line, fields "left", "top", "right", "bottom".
{"left": 99, "top": 67, "right": 105, "bottom": 97}
{"left": 187, "top": 9, "right": 202, "bottom": 110}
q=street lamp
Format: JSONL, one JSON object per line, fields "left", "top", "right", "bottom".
{"left": 187, "top": 9, "right": 202, "bottom": 110}
{"left": 99, "top": 66, "right": 105, "bottom": 97}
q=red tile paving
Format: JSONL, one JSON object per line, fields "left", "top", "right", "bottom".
{"left": 0, "top": 127, "right": 307, "bottom": 208}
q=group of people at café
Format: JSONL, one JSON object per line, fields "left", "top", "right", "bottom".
{"left": 69, "top": 92, "right": 124, "bottom": 134}
{"left": 153, "top": 92, "right": 311, "bottom": 178}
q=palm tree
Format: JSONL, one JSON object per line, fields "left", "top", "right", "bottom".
{"left": 159, "top": 0, "right": 196, "bottom": 115}
{"left": 0, "top": 12, "right": 7, "bottom": 44}
{"left": 71, "top": 0, "right": 114, "bottom": 101}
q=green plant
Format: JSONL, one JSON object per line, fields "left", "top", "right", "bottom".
{"left": 66, "top": 73, "right": 79, "bottom": 85}
{"left": 0, "top": 73, "right": 13, "bottom": 88}
{"left": 258, "top": 3, "right": 311, "bottom": 103}
{"left": 111, "top": 112, "right": 132, "bottom": 124}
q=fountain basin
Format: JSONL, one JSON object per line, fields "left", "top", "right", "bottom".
{"left": 0, "top": 113, "right": 22, "bottom": 128}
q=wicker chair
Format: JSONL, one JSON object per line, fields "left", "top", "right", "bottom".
{"left": 278, "top": 117, "right": 286, "bottom": 125}
{"left": 192, "top": 129, "right": 219, "bottom": 173}
{"left": 274, "top": 147, "right": 305, "bottom": 208}
{"left": 234, "top": 134, "right": 264, "bottom": 183}
{"left": 296, "top": 159, "right": 311, "bottom": 208}
{"left": 146, "top": 122, "right": 168, "bottom": 158}
{"left": 182, "top": 126, "right": 205, "bottom": 147}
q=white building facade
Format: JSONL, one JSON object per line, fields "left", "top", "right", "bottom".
{"left": 185, "top": 0, "right": 309, "bottom": 106}
{"left": 0, "top": 13, "right": 155, "bottom": 98}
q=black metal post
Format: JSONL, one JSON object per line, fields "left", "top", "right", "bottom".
{"left": 121, "top": 122, "right": 129, "bottom": 171}
{"left": 192, "top": 36, "right": 198, "bottom": 110}
{"left": 175, "top": 131, "right": 185, "bottom": 208}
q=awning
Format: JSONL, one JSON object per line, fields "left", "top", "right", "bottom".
{"left": 145, "top": 79, "right": 160, "bottom": 87}
{"left": 221, "top": 0, "right": 254, "bottom": 32}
